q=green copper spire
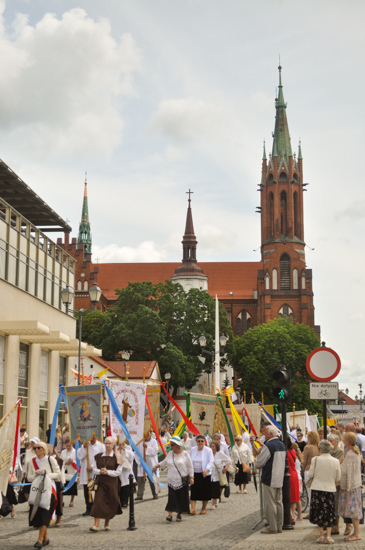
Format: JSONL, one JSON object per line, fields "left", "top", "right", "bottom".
{"left": 272, "top": 65, "right": 292, "bottom": 162}
{"left": 77, "top": 177, "right": 92, "bottom": 257}
{"left": 263, "top": 141, "right": 267, "bottom": 160}
{"left": 298, "top": 140, "right": 303, "bottom": 159}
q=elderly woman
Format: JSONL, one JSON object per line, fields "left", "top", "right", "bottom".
{"left": 287, "top": 437, "right": 300, "bottom": 524}
{"left": 307, "top": 439, "right": 341, "bottom": 544}
{"left": 27, "top": 441, "right": 61, "bottom": 549}
{"left": 153, "top": 435, "right": 194, "bottom": 522}
{"left": 210, "top": 440, "right": 231, "bottom": 509}
{"left": 189, "top": 434, "right": 214, "bottom": 515}
{"left": 60, "top": 440, "right": 77, "bottom": 507}
{"left": 338, "top": 432, "right": 363, "bottom": 542}
{"left": 90, "top": 436, "right": 123, "bottom": 532}
{"left": 302, "top": 430, "right": 320, "bottom": 516}
{"left": 327, "top": 433, "right": 344, "bottom": 536}
{"left": 231, "top": 434, "right": 251, "bottom": 494}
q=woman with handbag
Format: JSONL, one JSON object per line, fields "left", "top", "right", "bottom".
{"left": 210, "top": 441, "right": 231, "bottom": 509}
{"left": 27, "top": 441, "right": 61, "bottom": 549}
{"left": 189, "top": 434, "right": 214, "bottom": 515}
{"left": 307, "top": 439, "right": 341, "bottom": 544}
{"left": 231, "top": 435, "right": 251, "bottom": 494}
{"left": 153, "top": 435, "right": 194, "bottom": 522}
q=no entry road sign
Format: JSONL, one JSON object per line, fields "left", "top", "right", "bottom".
{"left": 306, "top": 347, "right": 341, "bottom": 382}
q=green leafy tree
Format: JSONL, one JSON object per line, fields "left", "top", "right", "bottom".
{"left": 81, "top": 280, "right": 234, "bottom": 394}
{"left": 232, "top": 318, "right": 321, "bottom": 413}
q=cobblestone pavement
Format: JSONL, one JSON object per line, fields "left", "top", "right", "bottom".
{"left": 2, "top": 475, "right": 364, "bottom": 550}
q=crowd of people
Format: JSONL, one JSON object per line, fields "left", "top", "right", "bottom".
{"left": 2, "top": 420, "right": 365, "bottom": 547}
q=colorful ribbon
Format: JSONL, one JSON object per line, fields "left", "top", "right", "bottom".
{"left": 161, "top": 384, "right": 200, "bottom": 436}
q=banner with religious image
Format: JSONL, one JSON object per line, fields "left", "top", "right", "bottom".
{"left": 108, "top": 380, "right": 147, "bottom": 445}
{"left": 243, "top": 403, "right": 261, "bottom": 437}
{"left": 213, "top": 395, "right": 228, "bottom": 436}
{"left": 0, "top": 404, "right": 17, "bottom": 495}
{"left": 190, "top": 393, "right": 216, "bottom": 437}
{"left": 144, "top": 386, "right": 160, "bottom": 438}
{"left": 64, "top": 384, "right": 103, "bottom": 444}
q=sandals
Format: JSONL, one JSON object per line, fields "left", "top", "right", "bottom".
{"left": 176, "top": 514, "right": 182, "bottom": 522}
{"left": 316, "top": 536, "right": 325, "bottom": 544}
{"left": 199, "top": 510, "right": 207, "bottom": 515}
{"left": 166, "top": 516, "right": 173, "bottom": 522}
{"left": 326, "top": 537, "right": 334, "bottom": 544}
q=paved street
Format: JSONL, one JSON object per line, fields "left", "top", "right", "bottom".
{"left": 2, "top": 474, "right": 365, "bottom": 550}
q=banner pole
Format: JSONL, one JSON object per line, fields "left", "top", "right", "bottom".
{"left": 0, "top": 400, "right": 20, "bottom": 426}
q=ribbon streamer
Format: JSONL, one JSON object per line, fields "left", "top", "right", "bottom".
{"left": 146, "top": 394, "right": 167, "bottom": 457}
{"left": 242, "top": 407, "right": 258, "bottom": 437}
{"left": 50, "top": 386, "right": 66, "bottom": 448}
{"left": 161, "top": 384, "right": 200, "bottom": 436}
{"left": 218, "top": 395, "right": 234, "bottom": 448}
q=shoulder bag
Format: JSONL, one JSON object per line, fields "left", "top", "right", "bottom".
{"left": 306, "top": 456, "right": 317, "bottom": 489}
{"left": 173, "top": 453, "right": 189, "bottom": 486}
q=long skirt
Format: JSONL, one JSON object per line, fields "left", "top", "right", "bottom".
{"left": 63, "top": 480, "right": 77, "bottom": 497}
{"left": 211, "top": 481, "right": 220, "bottom": 500}
{"left": 309, "top": 489, "right": 336, "bottom": 528}
{"left": 55, "top": 482, "right": 63, "bottom": 517}
{"left": 6, "top": 485, "right": 18, "bottom": 506}
{"left": 234, "top": 463, "right": 250, "bottom": 486}
{"left": 190, "top": 473, "right": 211, "bottom": 501}
{"left": 90, "top": 477, "right": 123, "bottom": 520}
{"left": 29, "top": 495, "right": 56, "bottom": 528}
{"left": 165, "top": 484, "right": 190, "bottom": 514}
{"left": 338, "top": 487, "right": 363, "bottom": 520}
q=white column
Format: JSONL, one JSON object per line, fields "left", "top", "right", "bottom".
{"left": 48, "top": 350, "right": 60, "bottom": 424}
{"left": 67, "top": 356, "right": 76, "bottom": 386}
{"left": 4, "top": 335, "right": 19, "bottom": 413}
{"left": 28, "top": 343, "right": 41, "bottom": 438}
{"left": 214, "top": 295, "right": 220, "bottom": 392}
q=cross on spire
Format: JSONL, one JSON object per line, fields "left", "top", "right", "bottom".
{"left": 186, "top": 189, "right": 193, "bottom": 205}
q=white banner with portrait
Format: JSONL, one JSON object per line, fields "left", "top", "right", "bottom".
{"left": 108, "top": 380, "right": 147, "bottom": 446}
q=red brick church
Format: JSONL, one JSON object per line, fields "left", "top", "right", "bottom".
{"left": 58, "top": 66, "right": 319, "bottom": 338}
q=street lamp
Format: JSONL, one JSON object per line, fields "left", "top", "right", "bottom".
{"left": 199, "top": 333, "right": 227, "bottom": 393}
{"left": 60, "top": 283, "right": 102, "bottom": 385}
{"left": 121, "top": 350, "right": 131, "bottom": 380}
{"left": 164, "top": 372, "right": 171, "bottom": 410}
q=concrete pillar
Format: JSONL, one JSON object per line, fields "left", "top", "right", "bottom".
{"left": 67, "top": 356, "right": 76, "bottom": 386}
{"left": 48, "top": 350, "right": 60, "bottom": 427}
{"left": 4, "top": 335, "right": 19, "bottom": 413}
{"left": 28, "top": 343, "right": 41, "bottom": 438}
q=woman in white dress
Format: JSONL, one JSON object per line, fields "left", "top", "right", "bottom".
{"left": 60, "top": 440, "right": 77, "bottom": 507}
{"left": 153, "top": 436, "right": 194, "bottom": 522}
{"left": 210, "top": 441, "right": 231, "bottom": 509}
{"left": 189, "top": 435, "right": 214, "bottom": 515}
{"left": 231, "top": 435, "right": 251, "bottom": 494}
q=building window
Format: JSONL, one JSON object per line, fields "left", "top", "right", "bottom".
{"left": 280, "top": 254, "right": 290, "bottom": 289}
{"left": 269, "top": 192, "right": 274, "bottom": 237}
{"left": 265, "top": 273, "right": 270, "bottom": 290}
{"left": 293, "top": 268, "right": 298, "bottom": 289}
{"left": 280, "top": 191, "right": 287, "bottom": 234}
{"left": 236, "top": 310, "right": 252, "bottom": 337}
{"left": 278, "top": 304, "right": 294, "bottom": 322}
{"left": 77, "top": 280, "right": 82, "bottom": 290}
{"left": 293, "top": 191, "right": 300, "bottom": 238}
{"left": 301, "top": 273, "right": 306, "bottom": 290}
{"left": 18, "top": 344, "right": 29, "bottom": 427}
{"left": 84, "top": 280, "right": 88, "bottom": 291}
{"left": 272, "top": 268, "right": 278, "bottom": 290}
{"left": 279, "top": 171, "right": 288, "bottom": 181}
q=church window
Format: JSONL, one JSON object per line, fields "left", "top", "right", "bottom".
{"left": 280, "top": 253, "right": 290, "bottom": 289}
{"left": 236, "top": 310, "right": 252, "bottom": 337}
{"left": 293, "top": 268, "right": 298, "bottom": 289}
{"left": 84, "top": 281, "right": 88, "bottom": 291}
{"left": 280, "top": 191, "right": 287, "bottom": 234}
{"left": 278, "top": 304, "right": 294, "bottom": 322}
{"left": 272, "top": 268, "right": 278, "bottom": 290}
{"left": 269, "top": 192, "right": 274, "bottom": 237}
{"left": 268, "top": 173, "right": 274, "bottom": 183}
{"left": 279, "top": 172, "right": 288, "bottom": 181}
{"left": 293, "top": 173, "right": 299, "bottom": 182}
{"left": 265, "top": 273, "right": 270, "bottom": 290}
{"left": 293, "top": 191, "right": 300, "bottom": 238}
{"left": 301, "top": 273, "right": 306, "bottom": 289}
{"left": 77, "top": 280, "right": 82, "bottom": 290}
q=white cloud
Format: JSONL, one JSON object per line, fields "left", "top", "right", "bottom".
{"left": 93, "top": 241, "right": 168, "bottom": 263}
{"left": 0, "top": 7, "right": 142, "bottom": 159}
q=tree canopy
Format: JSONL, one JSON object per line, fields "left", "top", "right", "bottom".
{"left": 80, "top": 280, "right": 234, "bottom": 393}
{"left": 232, "top": 318, "right": 321, "bottom": 413}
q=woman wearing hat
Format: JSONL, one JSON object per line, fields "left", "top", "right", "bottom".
{"left": 27, "top": 441, "right": 61, "bottom": 549}
{"left": 189, "top": 434, "right": 214, "bottom": 515}
{"left": 231, "top": 434, "right": 251, "bottom": 494}
{"left": 153, "top": 435, "right": 194, "bottom": 522}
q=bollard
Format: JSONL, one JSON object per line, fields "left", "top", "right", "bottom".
{"left": 127, "top": 473, "right": 137, "bottom": 530}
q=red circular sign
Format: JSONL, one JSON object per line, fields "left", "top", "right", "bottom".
{"left": 306, "top": 347, "right": 341, "bottom": 382}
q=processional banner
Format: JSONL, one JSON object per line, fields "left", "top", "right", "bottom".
{"left": 144, "top": 386, "right": 160, "bottom": 438}
{"left": 108, "top": 380, "right": 147, "bottom": 445}
{"left": 243, "top": 404, "right": 261, "bottom": 437}
{"left": 287, "top": 410, "right": 307, "bottom": 434}
{"left": 0, "top": 405, "right": 17, "bottom": 495}
{"left": 190, "top": 393, "right": 216, "bottom": 437}
{"left": 64, "top": 384, "right": 103, "bottom": 444}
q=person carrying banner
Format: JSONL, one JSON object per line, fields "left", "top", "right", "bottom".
{"left": 153, "top": 435, "right": 194, "bottom": 522}
{"left": 135, "top": 432, "right": 159, "bottom": 500}
{"left": 77, "top": 435, "right": 105, "bottom": 516}
{"left": 60, "top": 440, "right": 77, "bottom": 507}
{"left": 189, "top": 434, "right": 214, "bottom": 515}
{"left": 119, "top": 443, "right": 135, "bottom": 508}
{"left": 89, "top": 436, "right": 123, "bottom": 532}
{"left": 27, "top": 441, "right": 60, "bottom": 549}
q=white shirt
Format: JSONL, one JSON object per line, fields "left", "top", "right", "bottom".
{"left": 60, "top": 447, "right": 77, "bottom": 481}
{"left": 159, "top": 450, "right": 193, "bottom": 489}
{"left": 135, "top": 438, "right": 158, "bottom": 477}
{"left": 211, "top": 451, "right": 231, "bottom": 483}
{"left": 231, "top": 443, "right": 251, "bottom": 465}
{"left": 190, "top": 446, "right": 214, "bottom": 475}
{"left": 182, "top": 436, "right": 191, "bottom": 451}
{"left": 91, "top": 450, "right": 123, "bottom": 477}
{"left": 119, "top": 446, "right": 135, "bottom": 487}
{"left": 77, "top": 441, "right": 105, "bottom": 485}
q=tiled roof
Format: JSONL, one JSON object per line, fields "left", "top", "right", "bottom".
{"left": 96, "top": 261, "right": 262, "bottom": 301}
{"left": 91, "top": 357, "right": 159, "bottom": 380}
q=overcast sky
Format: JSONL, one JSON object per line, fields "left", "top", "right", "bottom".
{"left": 1, "top": 0, "right": 365, "bottom": 403}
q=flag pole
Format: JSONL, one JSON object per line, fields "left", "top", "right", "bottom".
{"left": 0, "top": 400, "right": 20, "bottom": 426}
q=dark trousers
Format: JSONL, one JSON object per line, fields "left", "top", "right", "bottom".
{"left": 137, "top": 476, "right": 156, "bottom": 498}
{"left": 83, "top": 484, "right": 93, "bottom": 512}
{"left": 120, "top": 485, "right": 130, "bottom": 507}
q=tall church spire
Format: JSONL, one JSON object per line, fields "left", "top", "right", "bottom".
{"left": 77, "top": 175, "right": 92, "bottom": 258}
{"left": 171, "top": 191, "right": 208, "bottom": 291}
{"left": 272, "top": 65, "right": 292, "bottom": 161}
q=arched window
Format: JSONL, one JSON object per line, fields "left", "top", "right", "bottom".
{"left": 293, "top": 173, "right": 299, "bottom": 182}
{"left": 265, "top": 272, "right": 270, "bottom": 290}
{"left": 279, "top": 171, "right": 288, "bottom": 181}
{"left": 293, "top": 191, "right": 300, "bottom": 238}
{"left": 269, "top": 192, "right": 274, "bottom": 237}
{"left": 236, "top": 310, "right": 252, "bottom": 337}
{"left": 280, "top": 253, "right": 290, "bottom": 289}
{"left": 301, "top": 273, "right": 306, "bottom": 290}
{"left": 278, "top": 304, "right": 294, "bottom": 322}
{"left": 293, "top": 268, "right": 298, "bottom": 289}
{"left": 77, "top": 280, "right": 82, "bottom": 290}
{"left": 268, "top": 173, "right": 274, "bottom": 183}
{"left": 84, "top": 280, "right": 88, "bottom": 291}
{"left": 280, "top": 191, "right": 287, "bottom": 234}
{"left": 272, "top": 268, "right": 278, "bottom": 290}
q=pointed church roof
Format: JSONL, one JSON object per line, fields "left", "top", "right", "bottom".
{"left": 272, "top": 65, "right": 292, "bottom": 162}
{"left": 77, "top": 176, "right": 92, "bottom": 257}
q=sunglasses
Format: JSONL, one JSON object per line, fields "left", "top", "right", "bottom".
{"left": 34, "top": 446, "right": 43, "bottom": 450}
{"left": 235, "top": 439, "right": 240, "bottom": 441}
{"left": 197, "top": 440, "right": 205, "bottom": 443}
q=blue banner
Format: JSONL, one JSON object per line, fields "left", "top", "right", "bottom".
{"left": 64, "top": 384, "right": 103, "bottom": 444}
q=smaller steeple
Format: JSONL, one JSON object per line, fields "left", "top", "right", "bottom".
{"left": 77, "top": 174, "right": 92, "bottom": 258}
{"left": 262, "top": 141, "right": 267, "bottom": 160}
{"left": 298, "top": 140, "right": 303, "bottom": 160}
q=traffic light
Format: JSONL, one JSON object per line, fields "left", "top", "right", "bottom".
{"left": 273, "top": 364, "right": 291, "bottom": 403}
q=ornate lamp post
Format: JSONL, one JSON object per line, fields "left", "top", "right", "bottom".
{"left": 121, "top": 350, "right": 131, "bottom": 381}
{"left": 199, "top": 333, "right": 227, "bottom": 393}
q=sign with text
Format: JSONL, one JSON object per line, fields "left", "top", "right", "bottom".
{"left": 310, "top": 382, "right": 339, "bottom": 400}
{"left": 64, "top": 384, "right": 103, "bottom": 444}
